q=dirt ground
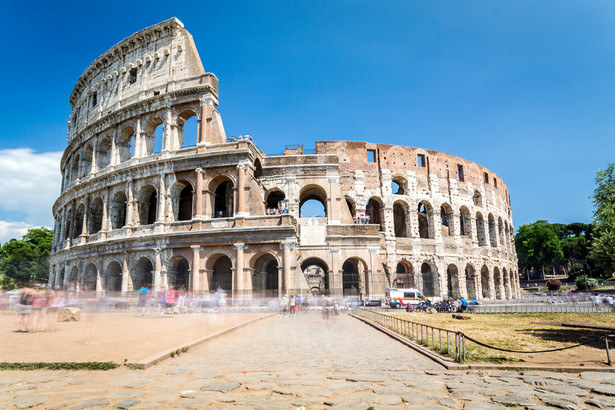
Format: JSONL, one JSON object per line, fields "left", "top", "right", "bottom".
{"left": 386, "top": 312, "right": 615, "bottom": 368}
{"left": 0, "top": 309, "right": 269, "bottom": 364}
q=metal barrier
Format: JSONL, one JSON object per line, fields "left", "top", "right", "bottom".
{"left": 471, "top": 303, "right": 603, "bottom": 314}
{"left": 356, "top": 308, "right": 465, "bottom": 363}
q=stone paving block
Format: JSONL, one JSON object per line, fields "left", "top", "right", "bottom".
{"left": 538, "top": 384, "right": 590, "bottom": 396}
{"left": 69, "top": 397, "right": 110, "bottom": 409}
{"left": 591, "top": 384, "right": 615, "bottom": 396}
{"left": 199, "top": 381, "right": 241, "bottom": 392}
{"left": 462, "top": 402, "right": 508, "bottom": 409}
{"left": 114, "top": 398, "right": 141, "bottom": 409}
{"left": 535, "top": 393, "right": 582, "bottom": 410}
{"left": 586, "top": 396, "right": 615, "bottom": 408}
{"left": 581, "top": 372, "right": 615, "bottom": 385}
{"left": 492, "top": 393, "right": 538, "bottom": 407}
{"left": 12, "top": 395, "right": 46, "bottom": 409}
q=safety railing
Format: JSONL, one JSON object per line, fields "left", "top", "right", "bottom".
{"left": 356, "top": 308, "right": 465, "bottom": 363}
{"left": 471, "top": 303, "right": 603, "bottom": 314}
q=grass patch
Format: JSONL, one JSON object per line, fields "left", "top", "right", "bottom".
{"left": 0, "top": 362, "right": 118, "bottom": 371}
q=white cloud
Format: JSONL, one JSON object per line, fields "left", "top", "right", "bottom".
{"left": 0, "top": 149, "right": 61, "bottom": 242}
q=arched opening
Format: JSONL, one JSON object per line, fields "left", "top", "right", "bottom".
{"left": 366, "top": 197, "right": 383, "bottom": 230}
{"left": 104, "top": 261, "right": 122, "bottom": 292}
{"left": 418, "top": 201, "right": 433, "bottom": 239}
{"left": 473, "top": 190, "right": 482, "bottom": 207}
{"left": 391, "top": 176, "right": 406, "bottom": 195}
{"left": 440, "top": 204, "right": 454, "bottom": 237}
{"left": 266, "top": 190, "right": 286, "bottom": 214}
{"left": 421, "top": 263, "right": 437, "bottom": 297}
{"left": 253, "top": 159, "right": 263, "bottom": 179}
{"left": 393, "top": 201, "right": 408, "bottom": 237}
{"left": 132, "top": 257, "right": 153, "bottom": 290}
{"left": 488, "top": 214, "right": 497, "bottom": 247}
{"left": 481, "top": 265, "right": 490, "bottom": 299}
{"left": 73, "top": 204, "right": 85, "bottom": 238}
{"left": 82, "top": 145, "right": 93, "bottom": 177}
{"left": 210, "top": 255, "right": 233, "bottom": 294}
{"left": 447, "top": 264, "right": 460, "bottom": 298}
{"left": 345, "top": 197, "right": 356, "bottom": 220}
{"left": 395, "top": 261, "right": 414, "bottom": 288}
{"left": 459, "top": 206, "right": 471, "bottom": 237}
{"left": 494, "top": 267, "right": 502, "bottom": 299}
{"left": 299, "top": 185, "right": 327, "bottom": 218}
{"left": 503, "top": 267, "right": 511, "bottom": 299}
{"left": 212, "top": 179, "right": 234, "bottom": 218}
{"left": 88, "top": 197, "right": 104, "bottom": 234}
{"left": 252, "top": 254, "right": 279, "bottom": 298}
{"left": 83, "top": 263, "right": 98, "bottom": 292}
{"left": 144, "top": 118, "right": 164, "bottom": 155}
{"left": 68, "top": 266, "right": 79, "bottom": 290}
{"left": 504, "top": 223, "right": 511, "bottom": 248}
{"left": 465, "top": 264, "right": 477, "bottom": 299}
{"left": 110, "top": 191, "right": 127, "bottom": 230}
{"left": 301, "top": 258, "right": 329, "bottom": 295}
{"left": 476, "top": 212, "right": 487, "bottom": 246}
{"left": 118, "top": 126, "right": 135, "bottom": 162}
{"left": 342, "top": 258, "right": 364, "bottom": 297}
{"left": 170, "top": 181, "right": 193, "bottom": 221}
{"left": 97, "top": 136, "right": 112, "bottom": 170}
{"left": 138, "top": 185, "right": 158, "bottom": 225}
{"left": 178, "top": 111, "right": 198, "bottom": 148}
{"left": 71, "top": 155, "right": 80, "bottom": 183}
{"left": 498, "top": 217, "right": 504, "bottom": 246}
{"left": 64, "top": 210, "right": 72, "bottom": 240}
{"left": 169, "top": 257, "right": 190, "bottom": 290}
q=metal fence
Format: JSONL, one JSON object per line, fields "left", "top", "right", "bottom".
{"left": 471, "top": 303, "right": 604, "bottom": 314}
{"left": 355, "top": 308, "right": 465, "bottom": 362}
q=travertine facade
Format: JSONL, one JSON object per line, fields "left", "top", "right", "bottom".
{"left": 49, "top": 18, "right": 519, "bottom": 301}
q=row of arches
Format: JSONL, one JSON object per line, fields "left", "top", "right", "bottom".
{"left": 63, "top": 110, "right": 198, "bottom": 190}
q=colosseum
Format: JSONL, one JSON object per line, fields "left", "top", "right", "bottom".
{"left": 48, "top": 18, "right": 520, "bottom": 303}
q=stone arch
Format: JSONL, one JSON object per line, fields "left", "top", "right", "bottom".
{"left": 459, "top": 206, "right": 472, "bottom": 237}
{"left": 366, "top": 197, "right": 384, "bottom": 231}
{"left": 503, "top": 267, "right": 511, "bottom": 299}
{"left": 446, "top": 264, "right": 461, "bottom": 298}
{"left": 170, "top": 180, "right": 193, "bottom": 221}
{"left": 209, "top": 176, "right": 234, "bottom": 218}
{"left": 498, "top": 217, "right": 505, "bottom": 246}
{"left": 138, "top": 185, "right": 158, "bottom": 225}
{"left": 465, "top": 264, "right": 477, "bottom": 299}
{"left": 300, "top": 257, "right": 329, "bottom": 295}
{"left": 253, "top": 159, "right": 263, "bottom": 179}
{"left": 488, "top": 214, "right": 497, "bottom": 247}
{"left": 208, "top": 254, "right": 233, "bottom": 294}
{"left": 440, "top": 203, "right": 454, "bottom": 237}
{"left": 82, "top": 144, "right": 93, "bottom": 177}
{"left": 494, "top": 267, "right": 502, "bottom": 299}
{"left": 71, "top": 154, "right": 80, "bottom": 183}
{"left": 252, "top": 253, "right": 280, "bottom": 298}
{"left": 73, "top": 203, "right": 85, "bottom": 238}
{"left": 342, "top": 258, "right": 368, "bottom": 297}
{"left": 299, "top": 184, "right": 327, "bottom": 218}
{"left": 177, "top": 109, "right": 199, "bottom": 148}
{"left": 88, "top": 197, "right": 104, "bottom": 234}
{"left": 504, "top": 222, "right": 511, "bottom": 248}
{"left": 143, "top": 117, "right": 164, "bottom": 155}
{"left": 480, "top": 265, "right": 490, "bottom": 299}
{"left": 83, "top": 263, "right": 98, "bottom": 292}
{"left": 110, "top": 191, "right": 127, "bottom": 229}
{"left": 345, "top": 196, "right": 356, "bottom": 220}
{"left": 168, "top": 256, "right": 190, "bottom": 290}
{"left": 265, "top": 189, "right": 286, "bottom": 212}
{"left": 395, "top": 260, "right": 414, "bottom": 288}
{"left": 97, "top": 135, "right": 112, "bottom": 170}
{"left": 418, "top": 201, "right": 434, "bottom": 239}
{"left": 393, "top": 200, "right": 409, "bottom": 237}
{"left": 476, "top": 212, "right": 487, "bottom": 246}
{"left": 68, "top": 266, "right": 79, "bottom": 290}
{"left": 473, "top": 190, "right": 482, "bottom": 207}
{"left": 391, "top": 175, "right": 407, "bottom": 195}
{"left": 131, "top": 256, "right": 154, "bottom": 290}
{"left": 420, "top": 262, "right": 438, "bottom": 297}
{"left": 104, "top": 261, "right": 122, "bottom": 292}
{"left": 117, "top": 126, "right": 135, "bottom": 162}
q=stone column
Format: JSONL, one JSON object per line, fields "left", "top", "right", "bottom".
{"left": 327, "top": 175, "right": 339, "bottom": 224}
{"left": 101, "top": 189, "right": 109, "bottom": 238}
{"left": 195, "top": 168, "right": 204, "bottom": 216}
{"left": 282, "top": 239, "right": 295, "bottom": 294}
{"left": 234, "top": 243, "right": 245, "bottom": 300}
{"left": 191, "top": 245, "right": 201, "bottom": 292}
{"left": 163, "top": 106, "right": 173, "bottom": 152}
{"left": 55, "top": 264, "right": 63, "bottom": 288}
{"left": 48, "top": 265, "right": 55, "bottom": 288}
{"left": 121, "top": 257, "right": 129, "bottom": 293}
{"left": 368, "top": 247, "right": 380, "bottom": 299}
{"left": 329, "top": 248, "right": 341, "bottom": 295}
{"left": 126, "top": 180, "right": 136, "bottom": 227}
{"left": 157, "top": 174, "right": 166, "bottom": 223}
{"left": 134, "top": 117, "right": 143, "bottom": 158}
{"left": 63, "top": 265, "right": 70, "bottom": 289}
{"left": 90, "top": 137, "right": 98, "bottom": 174}
{"left": 236, "top": 161, "right": 249, "bottom": 216}
{"left": 110, "top": 130, "right": 118, "bottom": 166}
{"left": 154, "top": 248, "right": 162, "bottom": 291}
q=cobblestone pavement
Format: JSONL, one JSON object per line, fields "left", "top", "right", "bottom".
{"left": 2, "top": 311, "right": 615, "bottom": 409}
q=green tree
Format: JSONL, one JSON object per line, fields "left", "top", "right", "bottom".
{"left": 589, "top": 163, "right": 615, "bottom": 276}
{"left": 515, "top": 220, "right": 564, "bottom": 275}
{"left": 0, "top": 228, "right": 53, "bottom": 285}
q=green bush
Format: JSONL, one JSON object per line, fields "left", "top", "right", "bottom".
{"left": 569, "top": 263, "right": 584, "bottom": 279}
{"left": 575, "top": 275, "right": 598, "bottom": 290}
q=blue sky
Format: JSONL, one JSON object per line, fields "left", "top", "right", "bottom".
{"left": 0, "top": 1, "right": 613, "bottom": 243}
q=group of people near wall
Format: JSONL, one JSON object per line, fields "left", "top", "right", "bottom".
{"left": 12, "top": 288, "right": 62, "bottom": 332}
{"left": 266, "top": 207, "right": 289, "bottom": 215}
{"left": 353, "top": 215, "right": 371, "bottom": 224}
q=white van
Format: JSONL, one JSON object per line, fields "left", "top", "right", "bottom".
{"left": 385, "top": 287, "right": 428, "bottom": 308}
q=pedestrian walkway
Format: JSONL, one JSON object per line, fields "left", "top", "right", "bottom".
{"left": 2, "top": 312, "right": 615, "bottom": 409}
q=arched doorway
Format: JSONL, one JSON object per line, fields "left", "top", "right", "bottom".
{"left": 393, "top": 201, "right": 408, "bottom": 237}
{"left": 169, "top": 257, "right": 190, "bottom": 290}
{"left": 88, "top": 197, "right": 104, "bottom": 234}
{"left": 447, "top": 264, "right": 460, "bottom": 298}
{"left": 110, "top": 191, "right": 127, "bottom": 229}
{"left": 104, "top": 261, "right": 122, "bottom": 292}
{"left": 213, "top": 180, "right": 234, "bottom": 218}
{"left": 418, "top": 202, "right": 433, "bottom": 239}
{"left": 342, "top": 258, "right": 364, "bottom": 297}
{"left": 83, "top": 264, "right": 98, "bottom": 292}
{"left": 300, "top": 185, "right": 327, "bottom": 218}
{"left": 465, "top": 264, "right": 477, "bottom": 299}
{"left": 366, "top": 197, "right": 383, "bottom": 230}
{"left": 494, "top": 267, "right": 503, "bottom": 299}
{"left": 421, "top": 262, "right": 437, "bottom": 297}
{"left": 138, "top": 185, "right": 157, "bottom": 225}
{"left": 210, "top": 255, "right": 233, "bottom": 294}
{"left": 252, "top": 254, "right": 279, "bottom": 298}
{"left": 266, "top": 190, "right": 286, "bottom": 213}
{"left": 301, "top": 258, "right": 329, "bottom": 295}
{"left": 132, "top": 257, "right": 153, "bottom": 290}
{"left": 395, "top": 261, "right": 414, "bottom": 288}
{"left": 481, "top": 265, "right": 490, "bottom": 299}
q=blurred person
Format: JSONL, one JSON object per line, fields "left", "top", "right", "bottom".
{"left": 136, "top": 286, "right": 150, "bottom": 317}
{"left": 31, "top": 289, "right": 48, "bottom": 332}
{"left": 15, "top": 288, "right": 34, "bottom": 332}
{"left": 289, "top": 295, "right": 296, "bottom": 316}
{"left": 167, "top": 286, "right": 178, "bottom": 313}
{"left": 156, "top": 290, "right": 167, "bottom": 315}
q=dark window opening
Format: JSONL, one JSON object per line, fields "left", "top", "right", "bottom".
{"left": 418, "top": 154, "right": 426, "bottom": 167}
{"left": 92, "top": 92, "right": 97, "bottom": 107}
{"left": 484, "top": 172, "right": 489, "bottom": 184}
{"left": 493, "top": 177, "right": 498, "bottom": 188}
{"left": 129, "top": 68, "right": 137, "bottom": 84}
{"left": 457, "top": 164, "right": 464, "bottom": 182}
{"left": 367, "top": 150, "right": 376, "bottom": 163}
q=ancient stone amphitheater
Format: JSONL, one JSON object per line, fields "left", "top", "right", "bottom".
{"left": 48, "top": 18, "right": 519, "bottom": 302}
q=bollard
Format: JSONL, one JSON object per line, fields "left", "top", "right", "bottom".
{"left": 606, "top": 335, "right": 613, "bottom": 367}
